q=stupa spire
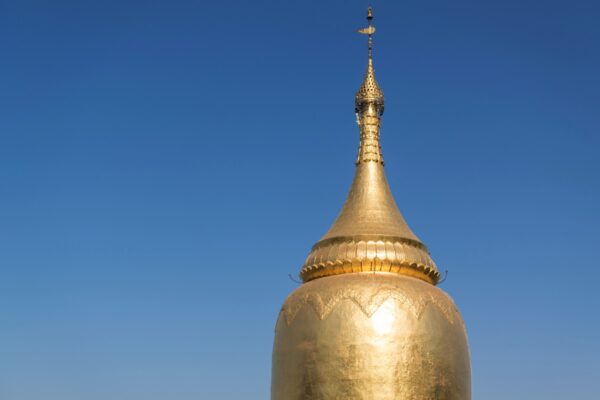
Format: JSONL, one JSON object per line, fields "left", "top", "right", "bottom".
{"left": 299, "top": 8, "right": 440, "bottom": 285}
{"left": 272, "top": 11, "right": 471, "bottom": 398}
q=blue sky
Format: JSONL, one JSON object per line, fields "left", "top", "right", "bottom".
{"left": 1, "top": 0, "right": 599, "bottom": 399}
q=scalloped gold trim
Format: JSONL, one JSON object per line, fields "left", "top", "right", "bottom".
{"left": 300, "top": 236, "right": 440, "bottom": 284}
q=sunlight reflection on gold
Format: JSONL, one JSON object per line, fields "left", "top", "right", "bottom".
{"left": 371, "top": 299, "right": 396, "bottom": 335}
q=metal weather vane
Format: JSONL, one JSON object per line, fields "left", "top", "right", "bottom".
{"left": 357, "top": 7, "right": 376, "bottom": 59}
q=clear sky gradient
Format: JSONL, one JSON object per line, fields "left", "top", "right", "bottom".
{"left": 1, "top": 0, "right": 599, "bottom": 399}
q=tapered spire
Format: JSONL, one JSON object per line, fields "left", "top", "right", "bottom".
{"left": 299, "top": 8, "right": 440, "bottom": 285}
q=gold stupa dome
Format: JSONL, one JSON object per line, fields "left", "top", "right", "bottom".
{"left": 272, "top": 8, "right": 471, "bottom": 399}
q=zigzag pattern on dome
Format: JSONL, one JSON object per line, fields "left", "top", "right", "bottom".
{"left": 281, "top": 273, "right": 459, "bottom": 326}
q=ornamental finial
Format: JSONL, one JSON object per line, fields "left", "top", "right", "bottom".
{"left": 355, "top": 7, "right": 384, "bottom": 116}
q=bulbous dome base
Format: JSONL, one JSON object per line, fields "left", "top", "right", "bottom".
{"left": 271, "top": 273, "right": 471, "bottom": 400}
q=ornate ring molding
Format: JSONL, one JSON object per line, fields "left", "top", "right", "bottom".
{"left": 300, "top": 235, "right": 440, "bottom": 284}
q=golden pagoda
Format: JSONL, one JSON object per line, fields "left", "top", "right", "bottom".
{"left": 272, "top": 8, "right": 471, "bottom": 399}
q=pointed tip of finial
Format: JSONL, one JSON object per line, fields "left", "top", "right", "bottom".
{"left": 357, "top": 6, "right": 376, "bottom": 60}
